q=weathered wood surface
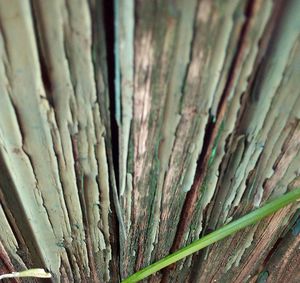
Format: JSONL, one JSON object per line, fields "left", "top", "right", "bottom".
{"left": 0, "top": 0, "right": 300, "bottom": 282}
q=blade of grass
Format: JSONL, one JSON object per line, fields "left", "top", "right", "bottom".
{"left": 122, "top": 187, "right": 300, "bottom": 283}
{"left": 0, "top": 268, "right": 51, "bottom": 280}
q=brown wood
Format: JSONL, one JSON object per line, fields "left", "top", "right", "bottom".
{"left": 0, "top": 0, "right": 300, "bottom": 282}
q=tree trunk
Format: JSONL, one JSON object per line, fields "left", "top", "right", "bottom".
{"left": 0, "top": 0, "right": 300, "bottom": 282}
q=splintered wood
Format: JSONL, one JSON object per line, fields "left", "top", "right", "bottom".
{"left": 0, "top": 0, "right": 299, "bottom": 282}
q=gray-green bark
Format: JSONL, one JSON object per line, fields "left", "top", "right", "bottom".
{"left": 0, "top": 0, "right": 300, "bottom": 282}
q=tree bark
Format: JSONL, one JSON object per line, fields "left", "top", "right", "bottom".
{"left": 0, "top": 0, "right": 300, "bottom": 282}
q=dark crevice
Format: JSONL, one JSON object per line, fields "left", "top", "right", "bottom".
{"left": 215, "top": 0, "right": 252, "bottom": 118}
{"left": 197, "top": 113, "right": 216, "bottom": 168}
{"left": 103, "top": 0, "right": 120, "bottom": 192}
{"left": 30, "top": 1, "right": 55, "bottom": 108}
{"left": 101, "top": 2, "right": 122, "bottom": 282}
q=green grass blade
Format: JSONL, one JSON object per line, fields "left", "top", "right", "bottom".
{"left": 122, "top": 187, "right": 300, "bottom": 283}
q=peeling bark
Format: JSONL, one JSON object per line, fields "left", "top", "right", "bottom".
{"left": 0, "top": 0, "right": 300, "bottom": 282}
